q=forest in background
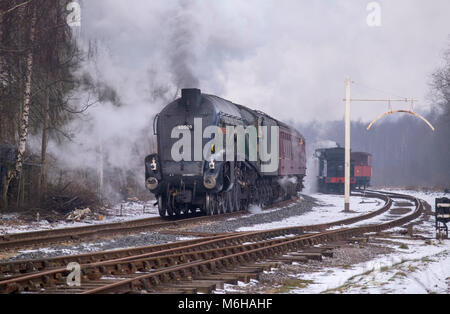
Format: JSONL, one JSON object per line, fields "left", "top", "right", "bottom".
{"left": 0, "top": 1, "right": 449, "bottom": 215}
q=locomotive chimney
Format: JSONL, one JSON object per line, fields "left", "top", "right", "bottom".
{"left": 181, "top": 88, "right": 201, "bottom": 109}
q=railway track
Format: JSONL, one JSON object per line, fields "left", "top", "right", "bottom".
{"left": 0, "top": 196, "right": 299, "bottom": 251}
{"left": 0, "top": 211, "right": 245, "bottom": 251}
{"left": 0, "top": 192, "right": 387, "bottom": 278}
{"left": 0, "top": 190, "right": 426, "bottom": 294}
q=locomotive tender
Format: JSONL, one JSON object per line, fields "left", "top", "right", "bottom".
{"left": 145, "top": 88, "right": 306, "bottom": 217}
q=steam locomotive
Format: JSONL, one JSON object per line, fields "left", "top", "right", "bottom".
{"left": 145, "top": 88, "right": 306, "bottom": 217}
{"left": 315, "top": 147, "right": 372, "bottom": 193}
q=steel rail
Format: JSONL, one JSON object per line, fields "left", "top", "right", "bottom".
{"left": 0, "top": 232, "right": 239, "bottom": 277}
{"left": 82, "top": 192, "right": 423, "bottom": 294}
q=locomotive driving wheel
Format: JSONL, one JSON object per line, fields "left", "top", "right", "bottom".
{"left": 166, "top": 192, "right": 176, "bottom": 216}
{"left": 262, "top": 185, "right": 270, "bottom": 206}
{"left": 227, "top": 187, "right": 235, "bottom": 213}
{"left": 157, "top": 195, "right": 167, "bottom": 217}
{"left": 217, "top": 194, "right": 226, "bottom": 214}
{"left": 173, "top": 205, "right": 181, "bottom": 216}
{"left": 233, "top": 183, "right": 240, "bottom": 212}
{"left": 206, "top": 193, "right": 218, "bottom": 216}
{"left": 205, "top": 193, "right": 211, "bottom": 215}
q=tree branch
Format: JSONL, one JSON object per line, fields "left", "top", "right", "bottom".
{"left": 1, "top": 0, "right": 34, "bottom": 16}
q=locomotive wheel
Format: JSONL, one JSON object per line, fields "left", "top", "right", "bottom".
{"left": 217, "top": 195, "right": 225, "bottom": 214}
{"left": 263, "top": 185, "right": 270, "bottom": 205}
{"left": 268, "top": 185, "right": 273, "bottom": 205}
{"left": 253, "top": 186, "right": 260, "bottom": 207}
{"left": 207, "top": 194, "right": 217, "bottom": 216}
{"left": 227, "top": 189, "right": 234, "bottom": 213}
{"left": 167, "top": 193, "right": 175, "bottom": 216}
{"left": 158, "top": 195, "right": 167, "bottom": 217}
{"left": 233, "top": 184, "right": 240, "bottom": 212}
{"left": 214, "top": 195, "right": 221, "bottom": 215}
{"left": 260, "top": 185, "right": 266, "bottom": 206}
{"left": 239, "top": 184, "right": 249, "bottom": 211}
{"left": 205, "top": 194, "right": 211, "bottom": 215}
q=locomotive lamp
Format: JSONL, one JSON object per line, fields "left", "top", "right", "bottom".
{"left": 203, "top": 176, "right": 217, "bottom": 189}
{"left": 146, "top": 177, "right": 159, "bottom": 190}
{"left": 209, "top": 158, "right": 215, "bottom": 170}
{"left": 150, "top": 158, "right": 157, "bottom": 171}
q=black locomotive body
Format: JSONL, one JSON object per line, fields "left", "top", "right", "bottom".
{"left": 145, "top": 88, "right": 306, "bottom": 217}
{"left": 315, "top": 147, "right": 356, "bottom": 194}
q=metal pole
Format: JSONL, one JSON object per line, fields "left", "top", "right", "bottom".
{"left": 345, "top": 77, "right": 351, "bottom": 212}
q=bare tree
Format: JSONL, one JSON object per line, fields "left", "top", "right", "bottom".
{"left": 2, "top": 3, "right": 37, "bottom": 208}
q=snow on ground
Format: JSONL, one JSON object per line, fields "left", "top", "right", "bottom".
{"left": 296, "top": 189, "right": 450, "bottom": 294}
{"left": 0, "top": 200, "right": 159, "bottom": 235}
{"left": 379, "top": 188, "right": 448, "bottom": 209}
{"left": 288, "top": 239, "right": 450, "bottom": 294}
{"left": 236, "top": 193, "right": 383, "bottom": 232}
{"left": 225, "top": 200, "right": 302, "bottom": 222}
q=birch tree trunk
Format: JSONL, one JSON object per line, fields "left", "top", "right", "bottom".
{"left": 4, "top": 6, "right": 37, "bottom": 208}
{"left": 15, "top": 8, "right": 36, "bottom": 176}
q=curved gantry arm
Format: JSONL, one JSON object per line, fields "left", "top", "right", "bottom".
{"left": 366, "top": 110, "right": 435, "bottom": 131}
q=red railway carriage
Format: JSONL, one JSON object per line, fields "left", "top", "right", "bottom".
{"left": 351, "top": 152, "right": 372, "bottom": 189}
{"left": 278, "top": 125, "right": 306, "bottom": 191}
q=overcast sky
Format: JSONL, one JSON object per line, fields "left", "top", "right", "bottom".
{"left": 77, "top": 0, "right": 450, "bottom": 124}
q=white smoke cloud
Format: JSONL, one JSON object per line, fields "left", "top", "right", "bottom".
{"left": 304, "top": 140, "right": 338, "bottom": 193}
{"left": 76, "top": 0, "right": 450, "bottom": 123}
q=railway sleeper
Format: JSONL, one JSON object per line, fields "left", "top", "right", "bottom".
{"left": 287, "top": 252, "right": 323, "bottom": 261}
{"left": 160, "top": 282, "right": 217, "bottom": 294}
